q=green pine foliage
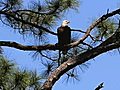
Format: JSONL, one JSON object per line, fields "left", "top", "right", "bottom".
{"left": 1, "top": 0, "right": 119, "bottom": 89}
{"left": 0, "top": 0, "right": 79, "bottom": 37}
{"left": 96, "top": 18, "right": 117, "bottom": 39}
{"left": 0, "top": 55, "right": 42, "bottom": 90}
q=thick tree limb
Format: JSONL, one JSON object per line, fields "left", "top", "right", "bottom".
{"left": 0, "top": 41, "right": 56, "bottom": 51}
{"left": 0, "top": 41, "right": 91, "bottom": 51}
{"left": 41, "top": 34, "right": 120, "bottom": 90}
{"left": 41, "top": 8, "right": 120, "bottom": 90}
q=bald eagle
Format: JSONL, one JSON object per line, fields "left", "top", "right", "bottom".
{"left": 57, "top": 20, "right": 71, "bottom": 55}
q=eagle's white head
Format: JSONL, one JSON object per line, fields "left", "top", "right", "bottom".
{"left": 61, "top": 20, "right": 70, "bottom": 27}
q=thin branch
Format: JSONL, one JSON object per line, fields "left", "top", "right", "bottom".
{"left": 14, "top": 6, "right": 59, "bottom": 15}
{"left": 0, "top": 10, "right": 57, "bottom": 35}
{"left": 82, "top": 42, "right": 93, "bottom": 48}
{"left": 89, "top": 34, "right": 96, "bottom": 41}
{"left": 71, "top": 29, "right": 86, "bottom": 33}
{"left": 70, "top": 8, "right": 120, "bottom": 48}
{"left": 40, "top": 51, "right": 56, "bottom": 61}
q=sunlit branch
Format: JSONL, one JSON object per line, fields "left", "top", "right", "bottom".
{"left": 42, "top": 39, "right": 120, "bottom": 90}
{"left": 0, "top": 41, "right": 57, "bottom": 51}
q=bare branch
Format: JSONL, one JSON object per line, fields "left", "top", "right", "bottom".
{"left": 71, "top": 29, "right": 86, "bottom": 33}
{"left": 0, "top": 41, "right": 57, "bottom": 51}
{"left": 95, "top": 82, "right": 104, "bottom": 90}
{"left": 40, "top": 51, "right": 56, "bottom": 61}
{"left": 82, "top": 42, "right": 93, "bottom": 49}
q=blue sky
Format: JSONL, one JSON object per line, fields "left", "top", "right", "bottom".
{"left": 0, "top": 0, "right": 120, "bottom": 90}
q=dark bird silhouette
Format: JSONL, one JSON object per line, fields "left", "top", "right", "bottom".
{"left": 57, "top": 20, "right": 71, "bottom": 55}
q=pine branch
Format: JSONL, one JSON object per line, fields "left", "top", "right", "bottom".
{"left": 0, "top": 8, "right": 120, "bottom": 52}
{"left": 41, "top": 8, "right": 120, "bottom": 90}
{"left": 14, "top": 7, "right": 59, "bottom": 15}
{"left": 0, "top": 10, "right": 57, "bottom": 35}
{"left": 42, "top": 36, "right": 120, "bottom": 90}
{"left": 0, "top": 41, "right": 56, "bottom": 51}
{"left": 70, "top": 8, "right": 120, "bottom": 48}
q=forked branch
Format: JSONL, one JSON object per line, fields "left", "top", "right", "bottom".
{"left": 70, "top": 8, "right": 120, "bottom": 47}
{"left": 41, "top": 8, "right": 120, "bottom": 90}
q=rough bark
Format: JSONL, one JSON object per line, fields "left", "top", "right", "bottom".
{"left": 41, "top": 8, "right": 120, "bottom": 90}
{"left": 0, "top": 41, "right": 56, "bottom": 51}
{"left": 41, "top": 33, "right": 120, "bottom": 90}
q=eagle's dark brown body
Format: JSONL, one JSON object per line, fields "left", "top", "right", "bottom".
{"left": 57, "top": 26, "right": 71, "bottom": 54}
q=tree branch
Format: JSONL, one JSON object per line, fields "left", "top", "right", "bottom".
{"left": 41, "top": 34, "right": 120, "bottom": 90}
{"left": 71, "top": 29, "right": 86, "bottom": 33}
{"left": 0, "top": 10, "right": 57, "bottom": 35}
{"left": 41, "top": 8, "right": 120, "bottom": 90}
{"left": 14, "top": 7, "right": 59, "bottom": 15}
{"left": 95, "top": 82, "right": 104, "bottom": 90}
{"left": 0, "top": 41, "right": 57, "bottom": 51}
{"left": 70, "top": 8, "right": 120, "bottom": 48}
{"left": 0, "top": 8, "right": 120, "bottom": 52}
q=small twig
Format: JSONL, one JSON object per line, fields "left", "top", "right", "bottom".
{"left": 89, "top": 34, "right": 96, "bottom": 41}
{"left": 81, "top": 42, "right": 93, "bottom": 49}
{"left": 71, "top": 29, "right": 86, "bottom": 33}
{"left": 40, "top": 51, "right": 56, "bottom": 61}
{"left": 107, "top": 9, "right": 109, "bottom": 14}
{"left": 95, "top": 82, "right": 104, "bottom": 90}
